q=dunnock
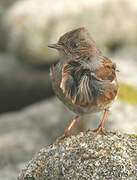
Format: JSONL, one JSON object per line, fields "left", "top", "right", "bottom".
{"left": 48, "top": 27, "right": 118, "bottom": 142}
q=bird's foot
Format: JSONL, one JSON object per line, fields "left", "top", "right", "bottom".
{"left": 88, "top": 126, "right": 108, "bottom": 137}
{"left": 56, "top": 115, "right": 79, "bottom": 143}
{"left": 88, "top": 109, "right": 109, "bottom": 138}
{"left": 56, "top": 132, "right": 69, "bottom": 143}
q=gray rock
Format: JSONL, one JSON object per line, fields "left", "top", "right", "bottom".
{"left": 0, "top": 0, "right": 18, "bottom": 50}
{"left": 0, "top": 53, "right": 52, "bottom": 113}
{"left": 18, "top": 131, "right": 137, "bottom": 180}
{"left": 3, "top": 0, "right": 137, "bottom": 64}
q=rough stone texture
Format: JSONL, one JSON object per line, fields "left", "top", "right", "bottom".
{"left": 2, "top": 0, "right": 137, "bottom": 64}
{"left": 0, "top": 53, "right": 53, "bottom": 113}
{"left": 18, "top": 131, "right": 137, "bottom": 180}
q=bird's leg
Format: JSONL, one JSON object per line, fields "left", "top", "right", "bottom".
{"left": 89, "top": 109, "right": 109, "bottom": 137}
{"left": 56, "top": 115, "right": 79, "bottom": 143}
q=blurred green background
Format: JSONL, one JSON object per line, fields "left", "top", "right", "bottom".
{"left": 0, "top": 0, "right": 137, "bottom": 179}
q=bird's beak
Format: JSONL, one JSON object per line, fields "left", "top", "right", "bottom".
{"left": 48, "top": 43, "right": 63, "bottom": 49}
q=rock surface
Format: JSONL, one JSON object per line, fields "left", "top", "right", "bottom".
{"left": 3, "top": 0, "right": 137, "bottom": 64}
{"left": 18, "top": 131, "right": 137, "bottom": 180}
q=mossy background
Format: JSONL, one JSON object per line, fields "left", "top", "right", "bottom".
{"left": 118, "top": 83, "right": 137, "bottom": 105}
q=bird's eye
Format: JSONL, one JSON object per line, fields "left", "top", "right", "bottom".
{"left": 72, "top": 42, "right": 79, "bottom": 48}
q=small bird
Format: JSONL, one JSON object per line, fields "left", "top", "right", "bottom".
{"left": 48, "top": 27, "right": 118, "bottom": 142}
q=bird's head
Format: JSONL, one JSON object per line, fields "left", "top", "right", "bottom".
{"left": 48, "top": 27, "right": 96, "bottom": 58}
